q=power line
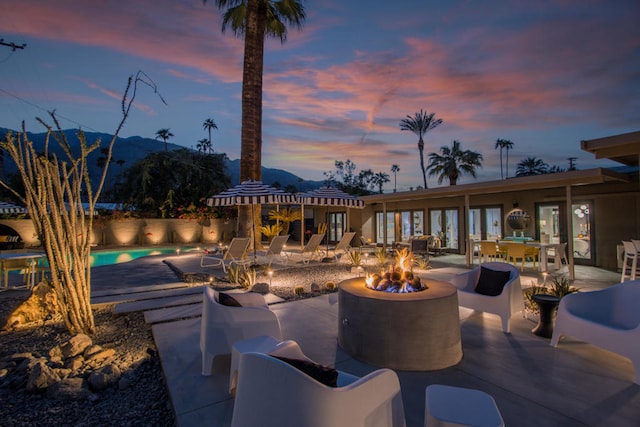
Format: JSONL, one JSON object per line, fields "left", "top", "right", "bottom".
{"left": 0, "top": 87, "right": 100, "bottom": 132}
{"left": 0, "top": 38, "right": 26, "bottom": 51}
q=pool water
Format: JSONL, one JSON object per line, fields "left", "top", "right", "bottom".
{"left": 89, "top": 247, "right": 198, "bottom": 267}
{"left": 35, "top": 246, "right": 198, "bottom": 268}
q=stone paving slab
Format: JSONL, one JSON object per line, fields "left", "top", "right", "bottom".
{"left": 92, "top": 284, "right": 202, "bottom": 305}
{"left": 114, "top": 290, "right": 204, "bottom": 314}
{"left": 92, "top": 282, "right": 189, "bottom": 298}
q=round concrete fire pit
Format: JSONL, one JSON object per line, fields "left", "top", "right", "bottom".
{"left": 338, "top": 277, "right": 462, "bottom": 371}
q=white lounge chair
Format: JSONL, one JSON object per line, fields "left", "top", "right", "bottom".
{"left": 200, "top": 237, "right": 251, "bottom": 272}
{"left": 551, "top": 280, "right": 640, "bottom": 384}
{"left": 200, "top": 287, "right": 282, "bottom": 376}
{"left": 448, "top": 262, "right": 523, "bottom": 333}
{"left": 327, "top": 231, "right": 356, "bottom": 261}
{"left": 255, "top": 235, "right": 289, "bottom": 266}
{"left": 285, "top": 233, "right": 325, "bottom": 264}
{"left": 231, "top": 351, "right": 406, "bottom": 427}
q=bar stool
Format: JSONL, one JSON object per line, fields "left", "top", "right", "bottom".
{"left": 621, "top": 241, "right": 639, "bottom": 282}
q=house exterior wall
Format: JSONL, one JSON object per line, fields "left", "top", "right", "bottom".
{"left": 357, "top": 179, "right": 639, "bottom": 271}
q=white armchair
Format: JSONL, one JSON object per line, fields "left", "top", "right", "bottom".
{"left": 551, "top": 280, "right": 640, "bottom": 384}
{"left": 200, "top": 287, "right": 282, "bottom": 375}
{"left": 449, "top": 262, "right": 523, "bottom": 333}
{"left": 231, "top": 351, "right": 406, "bottom": 427}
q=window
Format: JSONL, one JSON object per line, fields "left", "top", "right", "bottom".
{"left": 375, "top": 211, "right": 395, "bottom": 245}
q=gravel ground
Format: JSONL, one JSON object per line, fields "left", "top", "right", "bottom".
{"left": 0, "top": 293, "right": 175, "bottom": 427}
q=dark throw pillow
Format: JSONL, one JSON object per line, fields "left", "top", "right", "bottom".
{"left": 475, "top": 267, "right": 512, "bottom": 296}
{"left": 272, "top": 355, "right": 339, "bottom": 387}
{"left": 217, "top": 292, "right": 243, "bottom": 307}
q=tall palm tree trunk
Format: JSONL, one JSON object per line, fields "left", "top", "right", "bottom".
{"left": 238, "top": 0, "right": 266, "bottom": 250}
{"left": 505, "top": 147, "right": 510, "bottom": 179}
{"left": 499, "top": 147, "right": 504, "bottom": 180}
{"left": 418, "top": 137, "right": 428, "bottom": 189}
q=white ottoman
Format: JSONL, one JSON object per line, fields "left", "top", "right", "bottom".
{"left": 425, "top": 384, "right": 504, "bottom": 427}
{"left": 229, "top": 335, "right": 281, "bottom": 394}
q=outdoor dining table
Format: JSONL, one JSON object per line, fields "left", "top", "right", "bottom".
{"left": 0, "top": 252, "right": 46, "bottom": 290}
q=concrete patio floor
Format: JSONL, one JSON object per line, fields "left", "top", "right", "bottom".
{"left": 36, "top": 249, "right": 640, "bottom": 426}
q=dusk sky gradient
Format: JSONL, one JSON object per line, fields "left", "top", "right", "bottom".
{"left": 1, "top": 0, "right": 639, "bottom": 191}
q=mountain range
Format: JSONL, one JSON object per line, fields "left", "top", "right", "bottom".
{"left": 0, "top": 127, "right": 323, "bottom": 193}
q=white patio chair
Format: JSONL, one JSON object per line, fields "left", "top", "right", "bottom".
{"left": 551, "top": 280, "right": 640, "bottom": 384}
{"left": 621, "top": 241, "right": 639, "bottom": 282}
{"left": 327, "top": 231, "right": 356, "bottom": 261}
{"left": 255, "top": 234, "right": 289, "bottom": 266}
{"left": 231, "top": 351, "right": 406, "bottom": 427}
{"left": 200, "top": 237, "right": 251, "bottom": 272}
{"left": 448, "top": 262, "right": 523, "bottom": 333}
{"left": 285, "top": 233, "right": 325, "bottom": 264}
{"left": 546, "top": 242, "right": 568, "bottom": 270}
{"left": 200, "top": 287, "right": 282, "bottom": 376}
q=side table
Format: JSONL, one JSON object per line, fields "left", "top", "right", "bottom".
{"left": 532, "top": 294, "right": 561, "bottom": 338}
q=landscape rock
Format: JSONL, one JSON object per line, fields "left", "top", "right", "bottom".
{"left": 251, "top": 282, "right": 270, "bottom": 294}
{"left": 85, "top": 348, "right": 116, "bottom": 363}
{"left": 87, "top": 364, "right": 121, "bottom": 391}
{"left": 26, "top": 360, "right": 59, "bottom": 392}
{"left": 61, "top": 334, "right": 92, "bottom": 358}
{"left": 65, "top": 355, "right": 84, "bottom": 371}
{"left": 1, "top": 282, "right": 58, "bottom": 329}
{"left": 46, "top": 377, "right": 90, "bottom": 401}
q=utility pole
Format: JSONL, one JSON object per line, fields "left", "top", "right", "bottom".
{"left": 0, "top": 39, "right": 26, "bottom": 51}
{"left": 567, "top": 157, "right": 577, "bottom": 171}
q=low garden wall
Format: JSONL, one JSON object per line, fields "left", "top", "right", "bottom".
{"left": 0, "top": 218, "right": 236, "bottom": 248}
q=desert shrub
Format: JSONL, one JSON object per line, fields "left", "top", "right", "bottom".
{"left": 293, "top": 285, "right": 305, "bottom": 296}
{"left": 325, "top": 281, "right": 336, "bottom": 291}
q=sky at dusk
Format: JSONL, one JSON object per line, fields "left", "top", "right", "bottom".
{"left": 1, "top": 0, "right": 639, "bottom": 192}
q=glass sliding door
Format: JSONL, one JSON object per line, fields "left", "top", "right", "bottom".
{"left": 375, "top": 211, "right": 395, "bottom": 245}
{"left": 469, "top": 208, "right": 481, "bottom": 241}
{"left": 400, "top": 210, "right": 424, "bottom": 241}
{"left": 328, "top": 212, "right": 345, "bottom": 243}
{"left": 485, "top": 207, "right": 502, "bottom": 240}
{"left": 430, "top": 208, "right": 459, "bottom": 250}
{"left": 572, "top": 202, "right": 593, "bottom": 261}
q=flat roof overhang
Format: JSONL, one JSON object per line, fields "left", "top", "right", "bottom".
{"left": 362, "top": 168, "right": 630, "bottom": 204}
{"left": 581, "top": 130, "right": 640, "bottom": 166}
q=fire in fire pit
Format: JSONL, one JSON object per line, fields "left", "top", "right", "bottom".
{"left": 365, "top": 248, "right": 427, "bottom": 293}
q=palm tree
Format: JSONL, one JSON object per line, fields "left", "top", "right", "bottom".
{"left": 399, "top": 109, "right": 443, "bottom": 188}
{"left": 495, "top": 138, "right": 514, "bottom": 179}
{"left": 390, "top": 164, "right": 400, "bottom": 192}
{"left": 515, "top": 157, "right": 549, "bottom": 176}
{"left": 373, "top": 171, "right": 390, "bottom": 194}
{"left": 209, "top": 0, "right": 305, "bottom": 246}
{"left": 203, "top": 118, "right": 218, "bottom": 152}
{"left": 155, "top": 128, "right": 174, "bottom": 152}
{"left": 196, "top": 138, "right": 209, "bottom": 154}
{"left": 426, "top": 140, "right": 483, "bottom": 186}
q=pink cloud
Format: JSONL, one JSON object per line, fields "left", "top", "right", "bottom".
{"left": 4, "top": 0, "right": 244, "bottom": 83}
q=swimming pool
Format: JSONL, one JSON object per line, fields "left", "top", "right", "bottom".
{"left": 31, "top": 246, "right": 199, "bottom": 269}
{"left": 89, "top": 246, "right": 198, "bottom": 267}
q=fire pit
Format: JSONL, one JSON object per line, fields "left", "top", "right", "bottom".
{"left": 338, "top": 276, "right": 462, "bottom": 371}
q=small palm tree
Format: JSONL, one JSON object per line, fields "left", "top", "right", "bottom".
{"left": 373, "top": 171, "right": 390, "bottom": 194}
{"left": 203, "top": 118, "right": 218, "bottom": 152}
{"left": 399, "top": 110, "right": 443, "bottom": 189}
{"left": 390, "top": 164, "right": 400, "bottom": 192}
{"left": 426, "top": 140, "right": 483, "bottom": 186}
{"left": 155, "top": 128, "right": 174, "bottom": 152}
{"left": 495, "top": 138, "right": 514, "bottom": 179}
{"left": 196, "top": 138, "right": 209, "bottom": 154}
{"left": 515, "top": 157, "right": 549, "bottom": 176}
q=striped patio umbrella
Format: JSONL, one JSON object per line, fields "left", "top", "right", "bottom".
{"left": 207, "top": 180, "right": 296, "bottom": 262}
{"left": 297, "top": 187, "right": 365, "bottom": 252}
{"left": 0, "top": 201, "right": 27, "bottom": 214}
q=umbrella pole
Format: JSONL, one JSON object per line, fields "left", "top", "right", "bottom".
{"left": 251, "top": 204, "right": 257, "bottom": 265}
